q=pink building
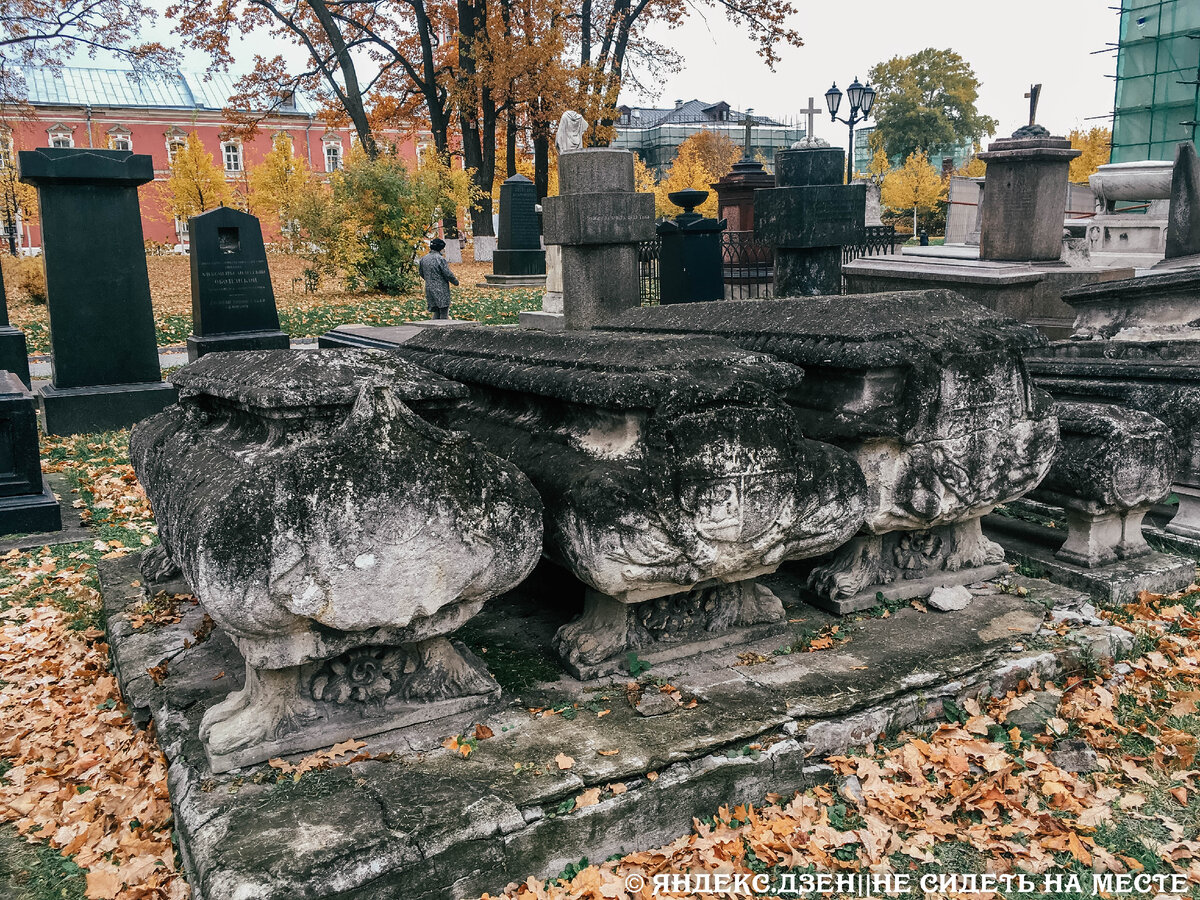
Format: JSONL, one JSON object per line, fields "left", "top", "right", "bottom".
{"left": 2, "top": 66, "right": 423, "bottom": 249}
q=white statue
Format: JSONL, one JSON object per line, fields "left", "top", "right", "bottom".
{"left": 555, "top": 111, "right": 588, "bottom": 154}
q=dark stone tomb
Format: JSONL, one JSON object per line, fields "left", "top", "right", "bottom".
{"left": 657, "top": 188, "right": 726, "bottom": 304}
{"left": 187, "top": 206, "right": 290, "bottom": 361}
{"left": 19, "top": 148, "right": 175, "bottom": 435}
{"left": 486, "top": 174, "right": 546, "bottom": 286}
{"left": 754, "top": 147, "right": 865, "bottom": 296}
{"left": 0, "top": 370, "right": 61, "bottom": 535}
{"left": 0, "top": 263, "right": 30, "bottom": 388}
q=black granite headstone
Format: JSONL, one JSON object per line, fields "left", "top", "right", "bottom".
{"left": 0, "top": 369, "right": 61, "bottom": 535}
{"left": 19, "top": 148, "right": 175, "bottom": 435}
{"left": 492, "top": 174, "right": 546, "bottom": 278}
{"left": 753, "top": 147, "right": 865, "bottom": 296}
{"left": 657, "top": 188, "right": 726, "bottom": 304}
{"left": 1165, "top": 141, "right": 1200, "bottom": 261}
{"left": 0, "top": 263, "right": 30, "bottom": 388}
{"left": 187, "top": 206, "right": 290, "bottom": 361}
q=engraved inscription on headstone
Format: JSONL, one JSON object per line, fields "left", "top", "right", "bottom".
{"left": 187, "top": 206, "right": 290, "bottom": 361}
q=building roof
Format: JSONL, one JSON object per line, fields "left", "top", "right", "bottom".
{"left": 18, "top": 65, "right": 317, "bottom": 116}
{"left": 617, "top": 99, "right": 787, "bottom": 129}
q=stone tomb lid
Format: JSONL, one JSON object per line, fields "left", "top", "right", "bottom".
{"left": 173, "top": 349, "right": 466, "bottom": 412}
{"left": 602, "top": 290, "right": 1047, "bottom": 370}
{"left": 397, "top": 327, "right": 802, "bottom": 410}
{"left": 1062, "top": 266, "right": 1200, "bottom": 308}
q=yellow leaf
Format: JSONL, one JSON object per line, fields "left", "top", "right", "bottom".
{"left": 555, "top": 752, "right": 574, "bottom": 770}
{"left": 575, "top": 788, "right": 601, "bottom": 809}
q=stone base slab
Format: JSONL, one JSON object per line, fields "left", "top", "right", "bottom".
{"left": 800, "top": 563, "right": 1012, "bottom": 615}
{"left": 39, "top": 380, "right": 177, "bottom": 436}
{"left": 186, "top": 330, "right": 291, "bottom": 362}
{"left": 98, "top": 550, "right": 1134, "bottom": 900}
{"left": 0, "top": 476, "right": 62, "bottom": 537}
{"left": 479, "top": 274, "right": 548, "bottom": 288}
{"left": 518, "top": 310, "right": 566, "bottom": 331}
{"left": 984, "top": 513, "right": 1196, "bottom": 604}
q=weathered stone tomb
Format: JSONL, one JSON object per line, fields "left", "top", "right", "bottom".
{"left": 602, "top": 290, "right": 1061, "bottom": 613}
{"left": 393, "top": 327, "right": 868, "bottom": 676}
{"left": 129, "top": 349, "right": 543, "bottom": 771}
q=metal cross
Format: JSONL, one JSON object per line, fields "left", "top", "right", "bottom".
{"left": 742, "top": 108, "right": 755, "bottom": 157}
{"left": 798, "top": 97, "right": 821, "bottom": 139}
{"left": 1024, "top": 83, "right": 1042, "bottom": 127}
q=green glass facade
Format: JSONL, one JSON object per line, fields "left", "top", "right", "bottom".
{"left": 1111, "top": 0, "right": 1200, "bottom": 163}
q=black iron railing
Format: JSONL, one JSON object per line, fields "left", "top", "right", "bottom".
{"left": 638, "top": 236, "right": 661, "bottom": 305}
{"left": 721, "top": 231, "right": 774, "bottom": 300}
{"left": 843, "top": 225, "right": 898, "bottom": 263}
{"left": 636, "top": 225, "right": 897, "bottom": 303}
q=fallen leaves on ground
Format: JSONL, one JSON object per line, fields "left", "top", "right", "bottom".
{"left": 268, "top": 739, "right": 369, "bottom": 779}
{"left": 479, "top": 581, "right": 1200, "bottom": 898}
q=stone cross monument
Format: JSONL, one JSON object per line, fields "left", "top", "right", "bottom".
{"left": 754, "top": 145, "right": 866, "bottom": 295}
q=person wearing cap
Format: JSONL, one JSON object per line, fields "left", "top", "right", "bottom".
{"left": 418, "top": 238, "right": 459, "bottom": 320}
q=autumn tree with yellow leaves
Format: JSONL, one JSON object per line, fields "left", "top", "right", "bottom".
{"left": 881, "top": 149, "right": 947, "bottom": 234}
{"left": 161, "top": 133, "right": 235, "bottom": 226}
{"left": 248, "top": 132, "right": 313, "bottom": 245}
{"left": 1069, "top": 126, "right": 1111, "bottom": 184}
{"left": 653, "top": 131, "right": 740, "bottom": 218}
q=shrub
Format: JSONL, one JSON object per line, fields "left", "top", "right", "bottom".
{"left": 9, "top": 255, "right": 47, "bottom": 304}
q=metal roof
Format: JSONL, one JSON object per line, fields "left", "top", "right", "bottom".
{"left": 619, "top": 99, "right": 786, "bottom": 129}
{"left": 18, "top": 65, "right": 317, "bottom": 115}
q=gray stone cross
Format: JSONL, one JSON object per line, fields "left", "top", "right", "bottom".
{"left": 798, "top": 97, "right": 820, "bottom": 140}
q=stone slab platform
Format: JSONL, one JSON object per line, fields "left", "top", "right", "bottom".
{"left": 100, "top": 552, "right": 1134, "bottom": 900}
{"left": 984, "top": 513, "right": 1196, "bottom": 604}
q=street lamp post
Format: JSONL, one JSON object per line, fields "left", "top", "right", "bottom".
{"left": 825, "top": 77, "right": 876, "bottom": 183}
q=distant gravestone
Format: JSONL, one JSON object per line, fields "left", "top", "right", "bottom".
{"left": 0, "top": 263, "right": 30, "bottom": 388}
{"left": 18, "top": 148, "right": 175, "bottom": 435}
{"left": 976, "top": 127, "right": 1080, "bottom": 262}
{"left": 657, "top": 188, "right": 726, "bottom": 304}
{"left": 485, "top": 174, "right": 546, "bottom": 285}
{"left": 1164, "top": 140, "right": 1200, "bottom": 261}
{"left": 523, "top": 149, "right": 654, "bottom": 331}
{"left": 0, "top": 370, "right": 61, "bottom": 535}
{"left": 754, "top": 147, "right": 865, "bottom": 296}
{"left": 187, "top": 206, "right": 290, "bottom": 361}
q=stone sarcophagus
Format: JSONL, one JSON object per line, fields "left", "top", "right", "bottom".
{"left": 1029, "top": 268, "right": 1200, "bottom": 544}
{"left": 1028, "top": 401, "right": 1175, "bottom": 567}
{"left": 130, "top": 350, "right": 543, "bottom": 772}
{"left": 603, "top": 291, "right": 1060, "bottom": 613}
{"left": 394, "top": 328, "right": 867, "bottom": 678}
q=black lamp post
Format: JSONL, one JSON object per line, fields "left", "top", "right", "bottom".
{"left": 825, "top": 77, "right": 876, "bottom": 183}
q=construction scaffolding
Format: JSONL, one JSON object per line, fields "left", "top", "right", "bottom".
{"left": 612, "top": 122, "right": 807, "bottom": 175}
{"left": 1111, "top": 0, "right": 1200, "bottom": 163}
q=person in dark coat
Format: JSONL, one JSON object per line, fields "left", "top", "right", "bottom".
{"left": 418, "top": 238, "right": 459, "bottom": 320}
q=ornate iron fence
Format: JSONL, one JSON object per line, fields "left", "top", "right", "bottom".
{"left": 843, "top": 225, "right": 899, "bottom": 264}
{"left": 721, "top": 231, "right": 774, "bottom": 300}
{"left": 638, "top": 236, "right": 661, "bottom": 305}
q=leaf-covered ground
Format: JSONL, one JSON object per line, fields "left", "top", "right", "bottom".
{"left": 0, "top": 431, "right": 1198, "bottom": 899}
{"left": 6, "top": 255, "right": 543, "bottom": 353}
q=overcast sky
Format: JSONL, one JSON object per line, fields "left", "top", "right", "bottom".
{"left": 624, "top": 0, "right": 1119, "bottom": 141}
{"left": 113, "top": 0, "right": 1119, "bottom": 143}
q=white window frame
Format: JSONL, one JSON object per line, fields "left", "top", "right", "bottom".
{"left": 222, "top": 141, "right": 243, "bottom": 173}
{"left": 164, "top": 127, "right": 188, "bottom": 164}
{"left": 0, "top": 130, "right": 12, "bottom": 168}
{"left": 324, "top": 139, "right": 342, "bottom": 172}
{"left": 47, "top": 124, "right": 73, "bottom": 148}
{"left": 107, "top": 126, "right": 133, "bottom": 152}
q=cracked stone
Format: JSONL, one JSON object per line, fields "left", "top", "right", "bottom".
{"left": 928, "top": 585, "right": 974, "bottom": 612}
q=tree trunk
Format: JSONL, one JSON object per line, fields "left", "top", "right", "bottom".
{"left": 533, "top": 121, "right": 549, "bottom": 201}
{"left": 506, "top": 106, "right": 518, "bottom": 179}
{"left": 458, "top": 0, "right": 497, "bottom": 237}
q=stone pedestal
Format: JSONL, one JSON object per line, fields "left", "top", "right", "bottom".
{"left": 486, "top": 174, "right": 545, "bottom": 286}
{"left": 0, "top": 370, "right": 61, "bottom": 536}
{"left": 712, "top": 156, "right": 774, "bottom": 232}
{"left": 19, "top": 148, "right": 176, "bottom": 435}
{"left": 540, "top": 149, "right": 654, "bottom": 330}
{"left": 0, "top": 264, "right": 30, "bottom": 388}
{"left": 186, "top": 206, "right": 290, "bottom": 362}
{"left": 977, "top": 131, "right": 1080, "bottom": 262}
{"left": 657, "top": 189, "right": 726, "bottom": 304}
{"left": 754, "top": 148, "right": 865, "bottom": 296}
